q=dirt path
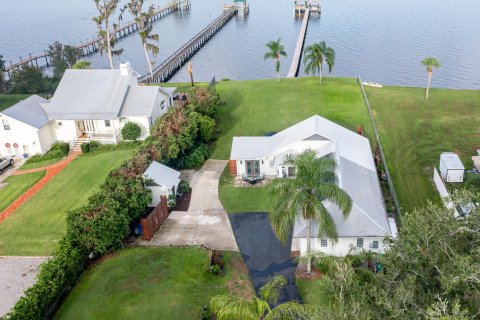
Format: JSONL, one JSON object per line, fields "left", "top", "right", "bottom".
{"left": 0, "top": 152, "right": 81, "bottom": 224}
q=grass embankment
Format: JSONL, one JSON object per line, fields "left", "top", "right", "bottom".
{"left": 0, "top": 94, "right": 30, "bottom": 111}
{"left": 0, "top": 149, "right": 133, "bottom": 256}
{"left": 214, "top": 77, "right": 374, "bottom": 212}
{"left": 55, "top": 248, "right": 254, "bottom": 320}
{"left": 367, "top": 86, "right": 480, "bottom": 212}
{"left": 0, "top": 171, "right": 45, "bottom": 213}
{"left": 19, "top": 158, "right": 64, "bottom": 171}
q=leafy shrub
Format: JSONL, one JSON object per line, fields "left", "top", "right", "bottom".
{"left": 80, "top": 143, "right": 90, "bottom": 153}
{"left": 201, "top": 306, "right": 212, "bottom": 320}
{"left": 25, "top": 143, "right": 69, "bottom": 164}
{"left": 176, "top": 144, "right": 210, "bottom": 169}
{"left": 188, "top": 86, "right": 223, "bottom": 118}
{"left": 167, "top": 194, "right": 176, "bottom": 209}
{"left": 178, "top": 180, "right": 191, "bottom": 194}
{"left": 80, "top": 141, "right": 139, "bottom": 157}
{"left": 210, "top": 264, "right": 221, "bottom": 275}
{"left": 121, "top": 122, "right": 142, "bottom": 141}
{"left": 88, "top": 140, "right": 101, "bottom": 151}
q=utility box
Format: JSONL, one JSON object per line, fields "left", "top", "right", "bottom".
{"left": 439, "top": 152, "right": 464, "bottom": 183}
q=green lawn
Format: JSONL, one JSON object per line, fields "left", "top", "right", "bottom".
{"left": 219, "top": 165, "right": 273, "bottom": 213}
{"left": 0, "top": 94, "right": 30, "bottom": 111}
{"left": 55, "top": 247, "right": 254, "bottom": 320}
{"left": 0, "top": 171, "right": 45, "bottom": 213}
{"left": 0, "top": 150, "right": 133, "bottom": 256}
{"left": 297, "top": 278, "right": 333, "bottom": 309}
{"left": 212, "top": 77, "right": 374, "bottom": 160}
{"left": 367, "top": 86, "right": 480, "bottom": 212}
{"left": 215, "top": 77, "right": 374, "bottom": 212}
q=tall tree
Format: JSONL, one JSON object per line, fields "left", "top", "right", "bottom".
{"left": 264, "top": 39, "right": 287, "bottom": 83}
{"left": 121, "top": 0, "right": 159, "bottom": 79}
{"left": 10, "top": 65, "right": 47, "bottom": 94}
{"left": 47, "top": 41, "right": 82, "bottom": 79}
{"left": 421, "top": 57, "right": 441, "bottom": 99}
{"left": 72, "top": 60, "right": 92, "bottom": 69}
{"left": 268, "top": 150, "right": 352, "bottom": 273}
{"left": 93, "top": 0, "right": 122, "bottom": 69}
{"left": 0, "top": 54, "right": 6, "bottom": 93}
{"left": 303, "top": 41, "right": 336, "bottom": 84}
{"left": 211, "top": 275, "right": 314, "bottom": 320}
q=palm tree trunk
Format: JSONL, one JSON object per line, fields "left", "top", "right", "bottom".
{"left": 306, "top": 208, "right": 312, "bottom": 273}
{"left": 143, "top": 43, "right": 154, "bottom": 81}
{"left": 319, "top": 63, "right": 323, "bottom": 85}
{"left": 426, "top": 71, "right": 432, "bottom": 99}
{"left": 276, "top": 59, "right": 280, "bottom": 83}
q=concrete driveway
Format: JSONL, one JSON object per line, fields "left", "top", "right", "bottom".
{"left": 0, "top": 157, "right": 26, "bottom": 185}
{"left": 141, "top": 160, "right": 238, "bottom": 251}
{"left": 0, "top": 256, "right": 47, "bottom": 317}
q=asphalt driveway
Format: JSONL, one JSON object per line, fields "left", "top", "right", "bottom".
{"left": 229, "top": 212, "right": 301, "bottom": 304}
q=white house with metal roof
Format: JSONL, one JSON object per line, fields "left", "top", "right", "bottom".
{"left": 0, "top": 95, "right": 55, "bottom": 156}
{"left": 229, "top": 115, "right": 394, "bottom": 256}
{"left": 0, "top": 62, "right": 174, "bottom": 156}
{"left": 143, "top": 161, "right": 181, "bottom": 207}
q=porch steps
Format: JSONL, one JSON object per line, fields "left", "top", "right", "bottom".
{"left": 73, "top": 138, "right": 88, "bottom": 152}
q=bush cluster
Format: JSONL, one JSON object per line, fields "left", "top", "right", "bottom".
{"left": 80, "top": 141, "right": 138, "bottom": 155}
{"left": 4, "top": 87, "right": 223, "bottom": 320}
{"left": 121, "top": 122, "right": 142, "bottom": 141}
{"left": 25, "top": 142, "right": 69, "bottom": 164}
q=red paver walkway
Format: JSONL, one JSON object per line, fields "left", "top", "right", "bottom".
{"left": 13, "top": 154, "right": 76, "bottom": 176}
{"left": 0, "top": 152, "right": 81, "bottom": 224}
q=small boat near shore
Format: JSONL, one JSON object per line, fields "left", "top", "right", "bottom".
{"left": 362, "top": 81, "right": 383, "bottom": 88}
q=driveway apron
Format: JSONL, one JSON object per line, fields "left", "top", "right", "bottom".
{"left": 229, "top": 212, "right": 302, "bottom": 304}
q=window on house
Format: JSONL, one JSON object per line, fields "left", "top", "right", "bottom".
{"left": 57, "top": 121, "right": 63, "bottom": 126}
{"left": 371, "top": 241, "right": 379, "bottom": 249}
{"left": 2, "top": 119, "right": 10, "bottom": 130}
{"left": 105, "top": 120, "right": 111, "bottom": 127}
{"left": 356, "top": 238, "right": 364, "bottom": 248}
{"left": 320, "top": 239, "right": 328, "bottom": 247}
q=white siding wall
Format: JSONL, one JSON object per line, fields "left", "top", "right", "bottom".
{"left": 147, "top": 185, "right": 172, "bottom": 207}
{"left": 38, "top": 124, "right": 55, "bottom": 154}
{"left": 295, "top": 236, "right": 387, "bottom": 256}
{"left": 0, "top": 115, "right": 45, "bottom": 156}
{"left": 51, "top": 120, "right": 77, "bottom": 147}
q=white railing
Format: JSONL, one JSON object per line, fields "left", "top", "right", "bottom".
{"left": 433, "top": 167, "right": 459, "bottom": 216}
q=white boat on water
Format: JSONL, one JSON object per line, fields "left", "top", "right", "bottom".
{"left": 362, "top": 82, "right": 383, "bottom": 88}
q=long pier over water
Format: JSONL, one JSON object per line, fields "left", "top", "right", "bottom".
{"left": 3, "top": 3, "right": 184, "bottom": 78}
{"left": 139, "top": 8, "right": 236, "bottom": 83}
{"left": 287, "top": 8, "right": 310, "bottom": 78}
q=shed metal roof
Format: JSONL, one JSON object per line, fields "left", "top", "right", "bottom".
{"left": 1, "top": 95, "right": 49, "bottom": 129}
{"left": 143, "top": 161, "right": 181, "bottom": 189}
{"left": 440, "top": 152, "right": 464, "bottom": 170}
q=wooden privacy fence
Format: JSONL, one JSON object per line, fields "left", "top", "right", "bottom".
{"left": 141, "top": 195, "right": 169, "bottom": 240}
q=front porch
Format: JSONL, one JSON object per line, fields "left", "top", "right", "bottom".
{"left": 75, "top": 120, "right": 121, "bottom": 144}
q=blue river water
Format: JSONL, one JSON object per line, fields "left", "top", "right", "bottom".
{"left": 0, "top": 0, "right": 479, "bottom": 89}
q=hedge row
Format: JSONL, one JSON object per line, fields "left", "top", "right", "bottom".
{"left": 3, "top": 86, "right": 223, "bottom": 320}
{"left": 25, "top": 142, "right": 69, "bottom": 164}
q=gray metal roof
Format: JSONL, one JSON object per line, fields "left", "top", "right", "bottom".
{"left": 44, "top": 69, "right": 136, "bottom": 120}
{"left": 440, "top": 152, "right": 464, "bottom": 170}
{"left": 293, "top": 157, "right": 391, "bottom": 238}
{"left": 1, "top": 95, "right": 49, "bottom": 129}
{"left": 119, "top": 86, "right": 159, "bottom": 117}
{"left": 143, "top": 161, "right": 181, "bottom": 189}
{"left": 231, "top": 115, "right": 375, "bottom": 171}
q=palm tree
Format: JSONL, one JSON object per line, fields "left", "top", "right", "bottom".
{"left": 211, "top": 275, "right": 314, "bottom": 320}
{"left": 268, "top": 150, "right": 352, "bottom": 273}
{"left": 421, "top": 57, "right": 441, "bottom": 99}
{"left": 121, "top": 0, "right": 159, "bottom": 80}
{"left": 264, "top": 39, "right": 287, "bottom": 83}
{"left": 303, "top": 41, "right": 335, "bottom": 84}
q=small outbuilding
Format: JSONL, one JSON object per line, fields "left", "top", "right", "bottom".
{"left": 439, "top": 152, "right": 464, "bottom": 183}
{"left": 143, "top": 161, "right": 181, "bottom": 207}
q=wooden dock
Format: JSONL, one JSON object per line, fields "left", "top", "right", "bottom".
{"left": 139, "top": 8, "right": 236, "bottom": 83}
{"left": 287, "top": 8, "right": 310, "bottom": 78}
{"left": 3, "top": 3, "right": 183, "bottom": 78}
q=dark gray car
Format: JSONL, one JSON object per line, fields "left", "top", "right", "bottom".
{"left": 0, "top": 156, "right": 14, "bottom": 173}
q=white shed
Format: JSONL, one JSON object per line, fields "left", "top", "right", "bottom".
{"left": 439, "top": 152, "right": 464, "bottom": 183}
{"left": 143, "top": 161, "right": 181, "bottom": 207}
